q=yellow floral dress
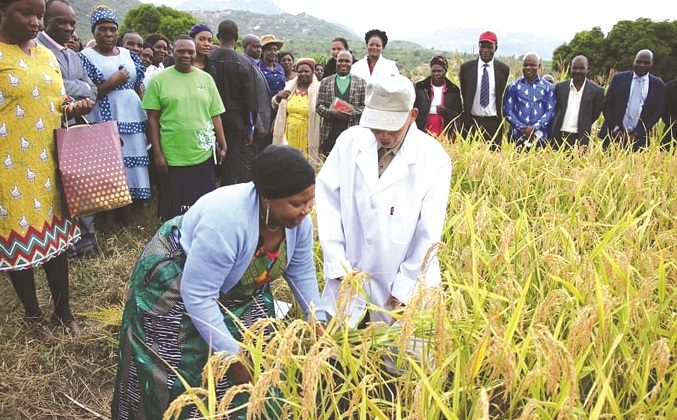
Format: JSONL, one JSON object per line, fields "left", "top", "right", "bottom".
{"left": 0, "top": 42, "right": 79, "bottom": 271}
{"left": 284, "top": 90, "right": 310, "bottom": 153}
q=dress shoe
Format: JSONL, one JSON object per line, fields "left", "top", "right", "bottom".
{"left": 51, "top": 314, "right": 81, "bottom": 336}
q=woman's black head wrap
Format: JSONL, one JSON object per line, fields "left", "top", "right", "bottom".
{"left": 429, "top": 55, "right": 448, "bottom": 71}
{"left": 253, "top": 145, "right": 315, "bottom": 198}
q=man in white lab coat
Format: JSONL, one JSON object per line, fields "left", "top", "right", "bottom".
{"left": 316, "top": 74, "right": 452, "bottom": 326}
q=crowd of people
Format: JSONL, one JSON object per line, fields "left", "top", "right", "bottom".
{"left": 2, "top": 0, "right": 677, "bottom": 417}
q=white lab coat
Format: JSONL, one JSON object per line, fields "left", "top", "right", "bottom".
{"left": 350, "top": 55, "right": 400, "bottom": 83}
{"left": 316, "top": 124, "right": 452, "bottom": 325}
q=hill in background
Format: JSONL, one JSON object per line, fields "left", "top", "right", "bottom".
{"left": 72, "top": 1, "right": 559, "bottom": 76}
{"left": 411, "top": 28, "right": 564, "bottom": 60}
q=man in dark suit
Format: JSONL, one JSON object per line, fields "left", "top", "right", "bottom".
{"left": 600, "top": 49, "right": 666, "bottom": 151}
{"left": 459, "top": 31, "right": 510, "bottom": 149}
{"left": 662, "top": 77, "right": 677, "bottom": 149}
{"left": 316, "top": 50, "right": 366, "bottom": 156}
{"left": 551, "top": 55, "right": 604, "bottom": 149}
{"left": 37, "top": 0, "right": 97, "bottom": 259}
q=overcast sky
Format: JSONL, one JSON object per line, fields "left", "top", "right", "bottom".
{"left": 144, "top": 0, "right": 670, "bottom": 42}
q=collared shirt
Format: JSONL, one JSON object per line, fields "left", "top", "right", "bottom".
{"left": 257, "top": 60, "right": 286, "bottom": 96}
{"left": 143, "top": 63, "right": 164, "bottom": 88}
{"left": 377, "top": 139, "right": 404, "bottom": 177}
{"left": 471, "top": 59, "right": 497, "bottom": 117}
{"left": 621, "top": 72, "right": 649, "bottom": 130}
{"left": 40, "top": 31, "right": 67, "bottom": 52}
{"left": 560, "top": 79, "right": 586, "bottom": 133}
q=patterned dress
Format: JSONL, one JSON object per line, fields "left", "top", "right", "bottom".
{"left": 112, "top": 216, "right": 286, "bottom": 419}
{"left": 78, "top": 47, "right": 150, "bottom": 200}
{"left": 0, "top": 42, "right": 80, "bottom": 271}
{"left": 285, "top": 90, "right": 310, "bottom": 153}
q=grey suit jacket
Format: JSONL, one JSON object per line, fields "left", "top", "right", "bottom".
{"left": 36, "top": 32, "right": 97, "bottom": 101}
{"left": 551, "top": 78, "right": 604, "bottom": 143}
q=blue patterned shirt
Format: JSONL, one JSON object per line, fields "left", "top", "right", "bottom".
{"left": 256, "top": 60, "right": 286, "bottom": 96}
{"left": 503, "top": 76, "right": 555, "bottom": 142}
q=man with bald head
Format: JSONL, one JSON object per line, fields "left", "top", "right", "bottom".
{"left": 503, "top": 52, "right": 555, "bottom": 148}
{"left": 240, "top": 33, "right": 274, "bottom": 159}
{"left": 242, "top": 34, "right": 263, "bottom": 61}
{"left": 316, "top": 50, "right": 366, "bottom": 155}
{"left": 600, "top": 49, "right": 666, "bottom": 150}
{"left": 551, "top": 55, "right": 604, "bottom": 149}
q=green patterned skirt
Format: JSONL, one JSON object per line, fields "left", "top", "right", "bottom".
{"left": 111, "top": 216, "right": 285, "bottom": 419}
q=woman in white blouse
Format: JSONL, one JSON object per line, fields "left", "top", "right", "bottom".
{"left": 351, "top": 29, "right": 399, "bottom": 83}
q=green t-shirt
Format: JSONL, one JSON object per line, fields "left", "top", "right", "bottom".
{"left": 142, "top": 67, "right": 225, "bottom": 166}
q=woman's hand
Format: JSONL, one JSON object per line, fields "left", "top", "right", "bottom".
{"left": 436, "top": 104, "right": 450, "bottom": 116}
{"left": 153, "top": 151, "right": 169, "bottom": 176}
{"left": 63, "top": 98, "right": 94, "bottom": 117}
{"left": 111, "top": 67, "right": 130, "bottom": 87}
{"left": 276, "top": 90, "right": 291, "bottom": 102}
{"left": 228, "top": 351, "right": 253, "bottom": 384}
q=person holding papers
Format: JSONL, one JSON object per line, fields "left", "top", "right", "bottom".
{"left": 316, "top": 50, "right": 366, "bottom": 156}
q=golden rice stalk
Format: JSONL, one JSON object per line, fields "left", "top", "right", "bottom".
{"left": 332, "top": 270, "right": 369, "bottom": 324}
{"left": 473, "top": 387, "right": 489, "bottom": 420}
{"left": 216, "top": 383, "right": 254, "bottom": 419}
{"left": 486, "top": 335, "right": 517, "bottom": 396}
{"left": 163, "top": 388, "right": 208, "bottom": 420}
{"left": 518, "top": 399, "right": 541, "bottom": 420}
{"left": 568, "top": 305, "right": 597, "bottom": 354}
{"left": 301, "top": 345, "right": 338, "bottom": 420}
{"left": 648, "top": 337, "right": 670, "bottom": 380}
{"left": 534, "top": 288, "right": 572, "bottom": 326}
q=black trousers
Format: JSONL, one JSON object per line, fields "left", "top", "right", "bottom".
{"left": 467, "top": 116, "right": 503, "bottom": 150}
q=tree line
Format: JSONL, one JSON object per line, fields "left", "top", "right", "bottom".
{"left": 553, "top": 18, "right": 677, "bottom": 83}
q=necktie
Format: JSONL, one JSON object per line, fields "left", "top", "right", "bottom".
{"left": 480, "top": 63, "right": 490, "bottom": 108}
{"left": 623, "top": 77, "right": 644, "bottom": 130}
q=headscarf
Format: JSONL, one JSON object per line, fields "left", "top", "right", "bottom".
{"left": 90, "top": 6, "right": 118, "bottom": 32}
{"left": 429, "top": 55, "right": 448, "bottom": 71}
{"left": 253, "top": 145, "right": 315, "bottom": 199}
{"left": 189, "top": 24, "right": 213, "bottom": 38}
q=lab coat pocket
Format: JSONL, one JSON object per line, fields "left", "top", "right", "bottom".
{"left": 389, "top": 208, "right": 418, "bottom": 245}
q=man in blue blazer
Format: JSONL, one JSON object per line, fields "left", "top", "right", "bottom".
{"left": 551, "top": 55, "right": 604, "bottom": 149}
{"left": 600, "top": 49, "right": 666, "bottom": 151}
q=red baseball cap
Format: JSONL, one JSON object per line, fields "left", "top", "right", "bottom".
{"left": 479, "top": 31, "right": 498, "bottom": 44}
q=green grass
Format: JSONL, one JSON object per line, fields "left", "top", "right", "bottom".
{"left": 1, "top": 137, "right": 675, "bottom": 419}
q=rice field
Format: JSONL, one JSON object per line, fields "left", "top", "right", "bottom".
{"left": 0, "top": 136, "right": 675, "bottom": 419}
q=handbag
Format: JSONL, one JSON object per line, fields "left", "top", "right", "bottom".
{"left": 55, "top": 119, "right": 132, "bottom": 217}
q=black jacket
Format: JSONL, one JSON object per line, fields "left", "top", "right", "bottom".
{"left": 208, "top": 48, "right": 258, "bottom": 129}
{"left": 413, "top": 76, "right": 463, "bottom": 135}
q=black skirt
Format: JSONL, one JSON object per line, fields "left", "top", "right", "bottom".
{"left": 157, "top": 157, "right": 216, "bottom": 221}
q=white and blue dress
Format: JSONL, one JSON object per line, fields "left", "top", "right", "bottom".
{"left": 79, "top": 47, "right": 151, "bottom": 200}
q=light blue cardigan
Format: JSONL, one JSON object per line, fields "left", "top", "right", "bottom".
{"left": 179, "top": 182, "right": 325, "bottom": 355}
